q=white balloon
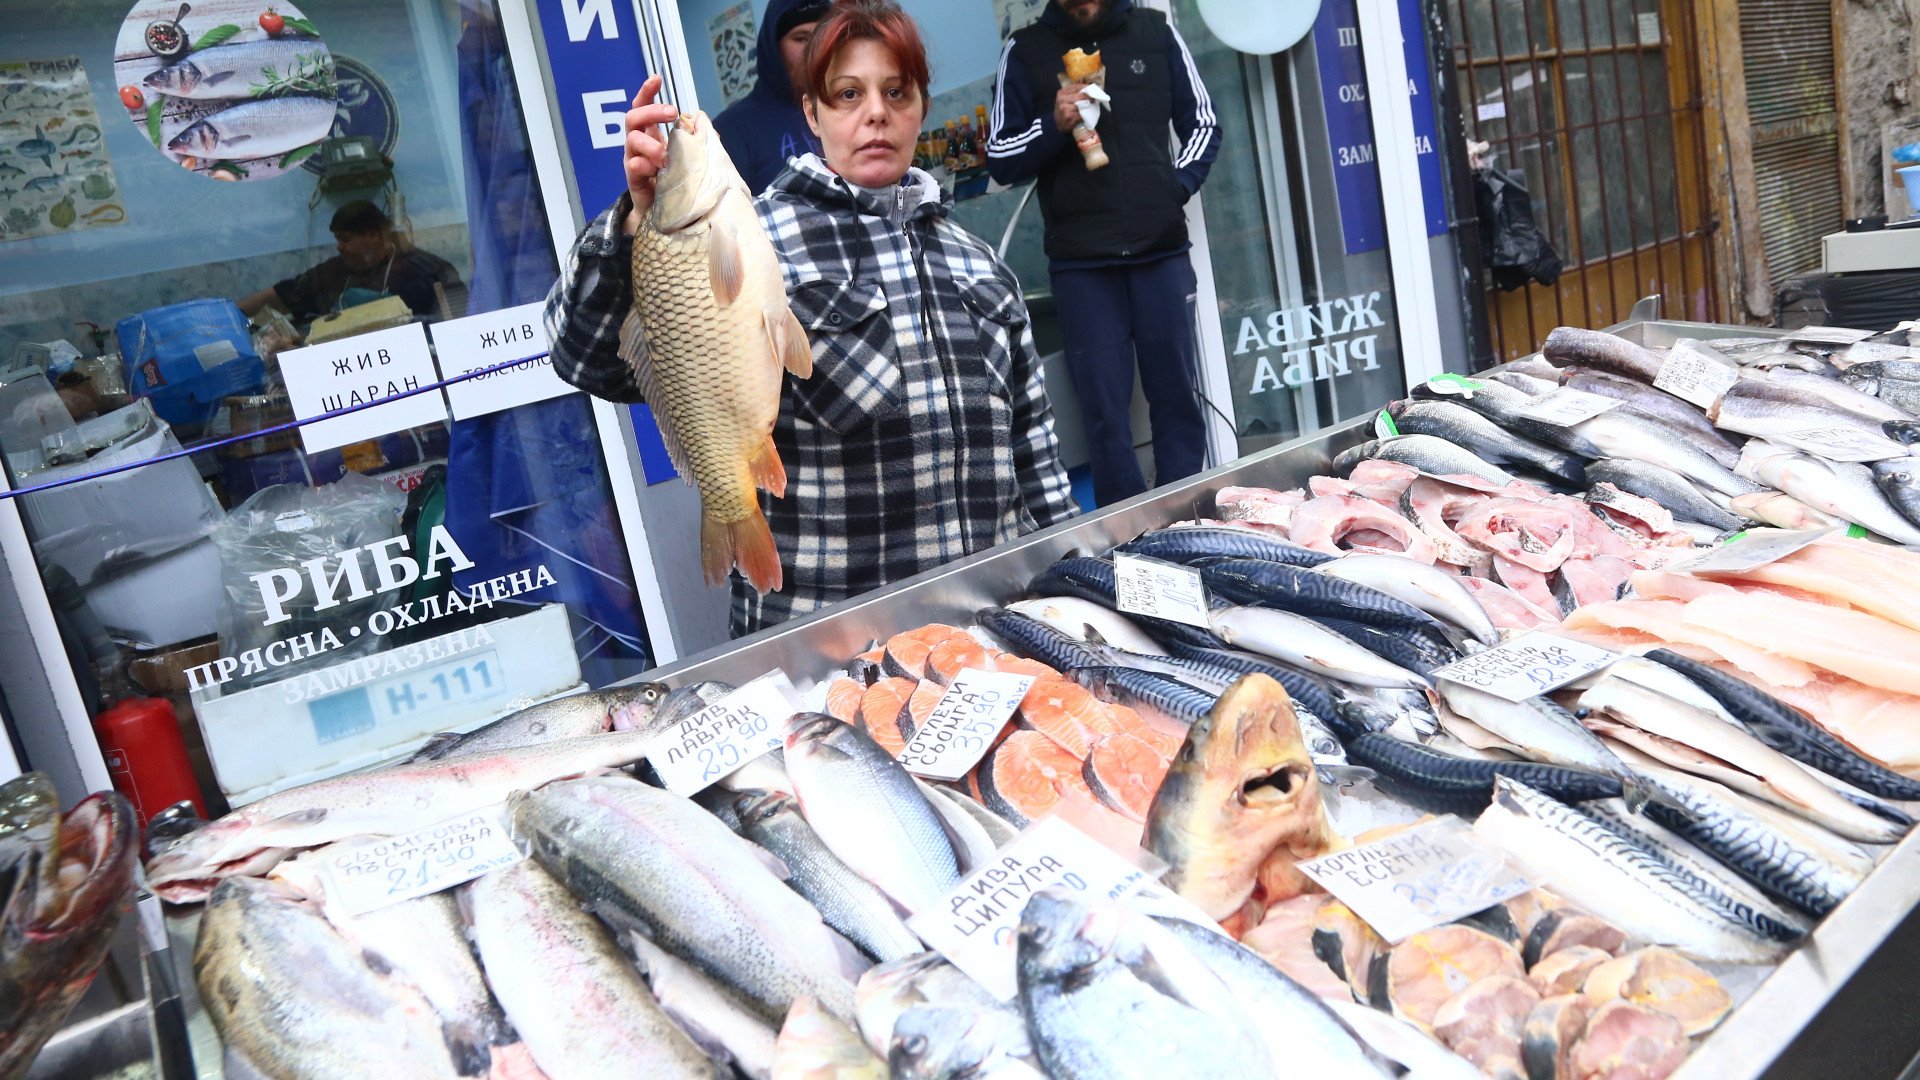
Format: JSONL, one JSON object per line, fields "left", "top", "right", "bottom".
{"left": 1194, "top": 0, "right": 1322, "bottom": 55}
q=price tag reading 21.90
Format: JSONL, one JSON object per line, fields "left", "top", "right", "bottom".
{"left": 898, "top": 669, "right": 1037, "bottom": 781}
{"left": 1432, "top": 632, "right": 1618, "bottom": 702}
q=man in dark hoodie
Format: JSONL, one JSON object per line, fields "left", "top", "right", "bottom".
{"left": 714, "top": 0, "right": 830, "bottom": 193}
{"left": 986, "top": 0, "right": 1219, "bottom": 506}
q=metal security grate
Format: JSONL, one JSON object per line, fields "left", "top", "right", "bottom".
{"left": 1740, "top": 0, "right": 1840, "bottom": 283}
{"left": 1448, "top": 0, "right": 1716, "bottom": 361}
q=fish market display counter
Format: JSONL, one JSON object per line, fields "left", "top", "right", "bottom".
{"left": 631, "top": 316, "right": 1920, "bottom": 1080}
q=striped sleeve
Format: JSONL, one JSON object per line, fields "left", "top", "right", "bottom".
{"left": 1166, "top": 21, "right": 1220, "bottom": 197}
{"left": 545, "top": 196, "right": 645, "bottom": 403}
{"left": 985, "top": 37, "right": 1069, "bottom": 186}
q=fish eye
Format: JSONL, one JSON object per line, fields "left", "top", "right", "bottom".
{"left": 902, "top": 1036, "right": 927, "bottom": 1055}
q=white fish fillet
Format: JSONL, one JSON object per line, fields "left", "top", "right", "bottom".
{"left": 1561, "top": 600, "right": 1818, "bottom": 688}
{"left": 1681, "top": 591, "right": 1920, "bottom": 695}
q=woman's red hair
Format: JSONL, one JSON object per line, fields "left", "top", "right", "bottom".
{"left": 800, "top": 0, "right": 931, "bottom": 113}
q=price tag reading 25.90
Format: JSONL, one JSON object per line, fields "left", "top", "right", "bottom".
{"left": 898, "top": 669, "right": 1037, "bottom": 781}
{"left": 1431, "top": 631, "right": 1618, "bottom": 702}
{"left": 647, "top": 672, "right": 798, "bottom": 796}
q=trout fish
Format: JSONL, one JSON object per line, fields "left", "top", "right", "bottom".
{"left": 623, "top": 111, "right": 811, "bottom": 593}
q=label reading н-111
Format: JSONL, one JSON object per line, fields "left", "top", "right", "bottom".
{"left": 1432, "top": 631, "right": 1617, "bottom": 701}
{"left": 898, "top": 669, "right": 1036, "bottom": 781}
{"left": 647, "top": 672, "right": 798, "bottom": 796}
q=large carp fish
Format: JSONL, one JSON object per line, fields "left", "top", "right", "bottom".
{"left": 622, "top": 111, "right": 812, "bottom": 594}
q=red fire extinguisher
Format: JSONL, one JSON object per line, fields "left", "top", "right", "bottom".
{"left": 94, "top": 697, "right": 206, "bottom": 826}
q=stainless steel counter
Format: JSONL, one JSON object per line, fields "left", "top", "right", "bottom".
{"left": 49, "top": 316, "right": 1920, "bottom": 1079}
{"left": 643, "top": 316, "right": 1920, "bottom": 1080}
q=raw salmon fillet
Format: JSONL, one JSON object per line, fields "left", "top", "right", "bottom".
{"left": 823, "top": 676, "right": 865, "bottom": 723}
{"left": 1083, "top": 733, "right": 1170, "bottom": 821}
{"left": 858, "top": 677, "right": 917, "bottom": 758}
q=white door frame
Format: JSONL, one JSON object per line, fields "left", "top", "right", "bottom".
{"left": 1354, "top": 0, "right": 1445, "bottom": 386}
{"left": 499, "top": 0, "right": 682, "bottom": 663}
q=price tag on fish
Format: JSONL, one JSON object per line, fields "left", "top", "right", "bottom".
{"left": 909, "top": 816, "right": 1168, "bottom": 1001}
{"left": 1432, "top": 631, "right": 1618, "bottom": 701}
{"left": 1297, "top": 816, "right": 1531, "bottom": 943}
{"left": 1516, "top": 387, "right": 1620, "bottom": 427}
{"left": 897, "top": 669, "right": 1037, "bottom": 781}
{"left": 1785, "top": 325, "right": 1874, "bottom": 345}
{"left": 316, "top": 805, "right": 526, "bottom": 918}
{"left": 1113, "top": 552, "right": 1212, "bottom": 628}
{"left": 1773, "top": 425, "right": 1905, "bottom": 462}
{"left": 1652, "top": 339, "right": 1741, "bottom": 409}
{"left": 1675, "top": 526, "right": 1835, "bottom": 574}
{"left": 646, "top": 672, "right": 799, "bottom": 796}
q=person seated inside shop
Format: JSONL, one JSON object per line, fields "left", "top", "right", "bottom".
{"left": 238, "top": 200, "right": 463, "bottom": 324}
{"left": 547, "top": 0, "right": 1079, "bottom": 639}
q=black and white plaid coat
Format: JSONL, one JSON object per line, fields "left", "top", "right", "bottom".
{"left": 546, "top": 154, "right": 1079, "bottom": 637}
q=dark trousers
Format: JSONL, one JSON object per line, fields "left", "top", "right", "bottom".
{"left": 1051, "top": 254, "right": 1208, "bottom": 506}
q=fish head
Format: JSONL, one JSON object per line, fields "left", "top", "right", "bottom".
{"left": 784, "top": 712, "right": 857, "bottom": 758}
{"left": 166, "top": 119, "right": 219, "bottom": 157}
{"left": 651, "top": 111, "right": 744, "bottom": 232}
{"left": 1016, "top": 887, "right": 1118, "bottom": 979}
{"left": 888, "top": 1004, "right": 1019, "bottom": 1079}
{"left": 605, "top": 681, "right": 669, "bottom": 731}
{"left": 1156, "top": 674, "right": 1326, "bottom": 860}
{"left": 142, "top": 60, "right": 199, "bottom": 95}
{"left": 731, "top": 786, "right": 797, "bottom": 828}
{"left": 655, "top": 680, "right": 736, "bottom": 727}
{"left": 1873, "top": 459, "right": 1920, "bottom": 493}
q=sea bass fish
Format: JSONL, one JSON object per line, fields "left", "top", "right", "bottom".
{"left": 146, "top": 728, "right": 661, "bottom": 902}
{"left": 194, "top": 877, "right": 462, "bottom": 1079}
{"left": 167, "top": 95, "right": 337, "bottom": 160}
{"left": 144, "top": 39, "right": 332, "bottom": 99}
{"left": 0, "top": 778, "right": 138, "bottom": 1080}
{"left": 1015, "top": 889, "right": 1276, "bottom": 1080}
{"left": 1144, "top": 674, "right": 1336, "bottom": 919}
{"left": 623, "top": 111, "right": 811, "bottom": 592}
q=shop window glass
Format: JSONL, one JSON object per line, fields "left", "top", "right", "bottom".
{"left": 0, "top": 0, "right": 648, "bottom": 813}
{"left": 1173, "top": 0, "right": 1408, "bottom": 456}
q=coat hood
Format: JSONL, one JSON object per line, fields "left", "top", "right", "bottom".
{"left": 749, "top": 0, "right": 829, "bottom": 103}
{"left": 768, "top": 153, "right": 950, "bottom": 224}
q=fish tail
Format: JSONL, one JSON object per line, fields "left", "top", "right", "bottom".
{"left": 703, "top": 501, "right": 783, "bottom": 594}
{"left": 750, "top": 432, "right": 786, "bottom": 498}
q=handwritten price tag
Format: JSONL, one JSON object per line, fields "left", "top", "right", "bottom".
{"left": 898, "top": 669, "right": 1036, "bottom": 781}
{"left": 1652, "top": 339, "right": 1740, "bottom": 408}
{"left": 647, "top": 672, "right": 798, "bottom": 796}
{"left": 1113, "top": 552, "right": 1211, "bottom": 628}
{"left": 908, "top": 816, "right": 1168, "bottom": 1000}
{"left": 317, "top": 805, "right": 525, "bottom": 917}
{"left": 1432, "top": 631, "right": 1617, "bottom": 701}
{"left": 1297, "top": 816, "right": 1531, "bottom": 943}
{"left": 1516, "top": 387, "right": 1620, "bottom": 427}
{"left": 1773, "top": 424, "right": 1904, "bottom": 462}
{"left": 1676, "top": 526, "right": 1835, "bottom": 574}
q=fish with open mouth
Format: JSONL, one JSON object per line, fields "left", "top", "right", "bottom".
{"left": 1144, "top": 673, "right": 1337, "bottom": 920}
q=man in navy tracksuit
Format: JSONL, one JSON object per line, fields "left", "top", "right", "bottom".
{"left": 987, "top": 0, "right": 1219, "bottom": 506}
{"left": 714, "top": 0, "right": 828, "bottom": 193}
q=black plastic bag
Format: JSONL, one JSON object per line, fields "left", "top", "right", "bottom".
{"left": 1475, "top": 165, "right": 1563, "bottom": 291}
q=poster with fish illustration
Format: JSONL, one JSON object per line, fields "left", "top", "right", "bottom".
{"left": 709, "top": 1, "right": 757, "bottom": 109}
{"left": 112, "top": 0, "right": 337, "bottom": 182}
{"left": 0, "top": 58, "right": 125, "bottom": 243}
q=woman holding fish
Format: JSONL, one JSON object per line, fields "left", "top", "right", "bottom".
{"left": 547, "top": 0, "right": 1079, "bottom": 637}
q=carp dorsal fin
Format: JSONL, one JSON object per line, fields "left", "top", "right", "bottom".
{"left": 765, "top": 304, "right": 813, "bottom": 378}
{"left": 708, "top": 218, "right": 743, "bottom": 305}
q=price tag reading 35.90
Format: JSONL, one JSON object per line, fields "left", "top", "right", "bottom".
{"left": 898, "top": 669, "right": 1037, "bottom": 781}
{"left": 1113, "top": 552, "right": 1212, "bottom": 628}
{"left": 647, "top": 672, "right": 799, "bottom": 796}
{"left": 1431, "top": 631, "right": 1618, "bottom": 701}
